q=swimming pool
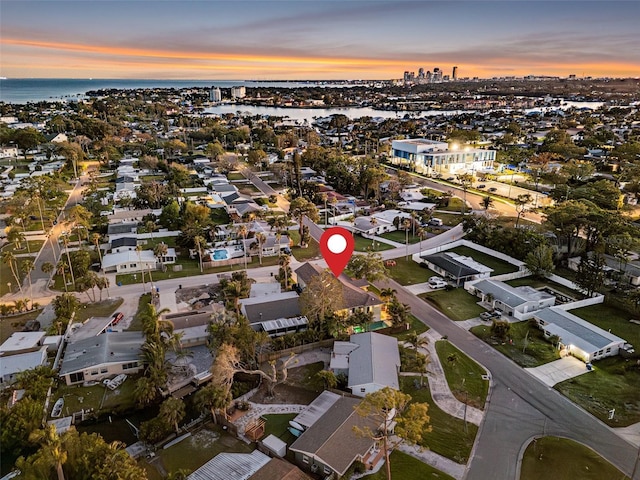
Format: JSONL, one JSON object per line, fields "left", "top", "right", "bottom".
{"left": 213, "top": 249, "right": 229, "bottom": 260}
{"left": 353, "top": 321, "right": 388, "bottom": 334}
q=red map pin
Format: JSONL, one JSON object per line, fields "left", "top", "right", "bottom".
{"left": 320, "top": 227, "right": 355, "bottom": 277}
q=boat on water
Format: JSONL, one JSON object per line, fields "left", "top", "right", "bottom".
{"left": 51, "top": 398, "right": 64, "bottom": 418}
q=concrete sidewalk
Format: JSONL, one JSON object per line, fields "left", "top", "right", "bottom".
{"left": 405, "top": 282, "right": 434, "bottom": 295}
{"left": 616, "top": 422, "right": 640, "bottom": 448}
{"left": 397, "top": 441, "right": 466, "bottom": 480}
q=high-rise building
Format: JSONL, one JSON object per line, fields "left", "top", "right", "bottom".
{"left": 209, "top": 87, "right": 222, "bottom": 102}
{"left": 231, "top": 86, "right": 246, "bottom": 99}
{"left": 452, "top": 66, "right": 458, "bottom": 80}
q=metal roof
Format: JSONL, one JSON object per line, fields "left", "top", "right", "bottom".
{"left": 473, "top": 280, "right": 554, "bottom": 308}
{"left": 240, "top": 291, "right": 301, "bottom": 323}
{"left": 534, "top": 307, "right": 626, "bottom": 352}
{"left": 258, "top": 316, "right": 308, "bottom": 333}
{"left": 59, "top": 332, "right": 144, "bottom": 375}
{"left": 187, "top": 450, "right": 270, "bottom": 480}
{"left": 347, "top": 332, "right": 400, "bottom": 391}
{"left": 293, "top": 391, "right": 341, "bottom": 429}
{"left": 0, "top": 332, "right": 45, "bottom": 353}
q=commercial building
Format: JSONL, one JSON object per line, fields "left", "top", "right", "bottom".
{"left": 209, "top": 87, "right": 222, "bottom": 102}
{"left": 231, "top": 86, "right": 246, "bottom": 99}
{"left": 390, "top": 139, "right": 495, "bottom": 176}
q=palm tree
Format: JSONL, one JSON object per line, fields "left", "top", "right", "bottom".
{"left": 21, "top": 259, "right": 35, "bottom": 309}
{"left": 56, "top": 260, "right": 70, "bottom": 293}
{"left": 159, "top": 397, "right": 185, "bottom": 434}
{"left": 255, "top": 232, "right": 266, "bottom": 265}
{"left": 2, "top": 251, "right": 24, "bottom": 296}
{"left": 193, "top": 235, "right": 207, "bottom": 273}
{"left": 90, "top": 233, "right": 110, "bottom": 298}
{"left": 482, "top": 195, "right": 494, "bottom": 211}
{"left": 145, "top": 220, "right": 156, "bottom": 240}
{"left": 6, "top": 227, "right": 25, "bottom": 251}
{"left": 406, "top": 332, "right": 429, "bottom": 361}
{"left": 223, "top": 280, "right": 244, "bottom": 315}
{"left": 29, "top": 424, "right": 67, "bottom": 480}
{"left": 60, "top": 233, "right": 76, "bottom": 287}
{"left": 278, "top": 253, "right": 291, "bottom": 290}
{"left": 41, "top": 261, "right": 55, "bottom": 277}
{"left": 154, "top": 242, "right": 169, "bottom": 272}
{"left": 235, "top": 224, "right": 248, "bottom": 270}
{"left": 135, "top": 245, "right": 147, "bottom": 292}
{"left": 379, "top": 287, "right": 397, "bottom": 304}
{"left": 134, "top": 376, "right": 158, "bottom": 406}
{"left": 195, "top": 383, "right": 231, "bottom": 424}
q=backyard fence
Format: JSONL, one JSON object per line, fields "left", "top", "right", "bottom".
{"left": 257, "top": 338, "right": 335, "bottom": 363}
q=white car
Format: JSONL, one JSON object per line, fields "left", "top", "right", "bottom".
{"left": 429, "top": 276, "right": 445, "bottom": 283}
{"left": 429, "top": 280, "right": 447, "bottom": 289}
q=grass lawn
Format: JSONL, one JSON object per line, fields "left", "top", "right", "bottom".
{"left": 392, "top": 314, "right": 429, "bottom": 342}
{"left": 419, "top": 289, "right": 485, "bottom": 321}
{"left": 52, "top": 380, "right": 138, "bottom": 418}
{"left": 447, "top": 246, "right": 519, "bottom": 275}
{"left": 3, "top": 240, "right": 46, "bottom": 255}
{"left": 354, "top": 235, "right": 394, "bottom": 252}
{"left": 388, "top": 258, "right": 439, "bottom": 286}
{"left": 555, "top": 357, "right": 640, "bottom": 427}
{"left": 571, "top": 303, "right": 640, "bottom": 351}
{"left": 262, "top": 413, "right": 297, "bottom": 445}
{"left": 400, "top": 377, "right": 478, "bottom": 463}
{"left": 435, "top": 340, "right": 489, "bottom": 409}
{"left": 379, "top": 230, "right": 421, "bottom": 244}
{"left": 227, "top": 172, "right": 245, "bottom": 181}
{"left": 0, "top": 257, "right": 34, "bottom": 295}
{"left": 290, "top": 234, "right": 321, "bottom": 262}
{"left": 156, "top": 425, "right": 253, "bottom": 475}
{"left": 74, "top": 298, "right": 124, "bottom": 323}
{"left": 438, "top": 197, "right": 465, "bottom": 212}
{"left": 126, "top": 293, "right": 152, "bottom": 331}
{"left": 520, "top": 436, "right": 629, "bottom": 480}
{"left": 140, "top": 236, "right": 177, "bottom": 249}
{"left": 431, "top": 213, "right": 464, "bottom": 227}
{"left": 471, "top": 321, "right": 560, "bottom": 368}
{"left": 0, "top": 310, "right": 42, "bottom": 344}
{"left": 361, "top": 450, "right": 455, "bottom": 480}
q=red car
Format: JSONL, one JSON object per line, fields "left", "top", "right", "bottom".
{"left": 111, "top": 312, "right": 124, "bottom": 325}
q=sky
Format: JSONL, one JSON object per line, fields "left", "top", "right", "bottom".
{"left": 1, "top": 0, "right": 639, "bottom": 80}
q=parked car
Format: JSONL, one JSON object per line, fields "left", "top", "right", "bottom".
{"left": 111, "top": 312, "right": 124, "bottom": 325}
{"left": 429, "top": 218, "right": 443, "bottom": 226}
{"left": 428, "top": 279, "right": 447, "bottom": 289}
{"left": 446, "top": 176, "right": 455, "bottom": 181}
{"left": 477, "top": 184, "right": 486, "bottom": 189}
{"left": 429, "top": 276, "right": 445, "bottom": 283}
{"left": 488, "top": 187, "right": 498, "bottom": 192}
{"left": 480, "top": 311, "right": 502, "bottom": 320}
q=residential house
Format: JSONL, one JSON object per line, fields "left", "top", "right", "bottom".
{"left": 532, "top": 307, "right": 628, "bottom": 363}
{"left": 106, "top": 222, "right": 138, "bottom": 241}
{"left": 109, "top": 237, "right": 138, "bottom": 253}
{"left": 59, "top": 332, "right": 144, "bottom": 385}
{"left": 43, "top": 133, "right": 68, "bottom": 143}
{"left": 0, "top": 347, "right": 48, "bottom": 386}
{"left": 330, "top": 332, "right": 400, "bottom": 397}
{"left": 101, "top": 249, "right": 161, "bottom": 274}
{"left": 569, "top": 254, "right": 640, "bottom": 287}
{"left": 420, "top": 252, "right": 493, "bottom": 285}
{"left": 0, "top": 332, "right": 46, "bottom": 355}
{"left": 469, "top": 279, "right": 556, "bottom": 319}
{"left": 289, "top": 396, "right": 382, "bottom": 477}
{"left": 187, "top": 450, "right": 271, "bottom": 480}
{"left": 239, "top": 291, "right": 308, "bottom": 336}
{"left": 260, "top": 234, "right": 291, "bottom": 256}
{"left": 294, "top": 263, "right": 383, "bottom": 321}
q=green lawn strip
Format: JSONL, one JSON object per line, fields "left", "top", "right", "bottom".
{"left": 141, "top": 236, "right": 178, "bottom": 248}
{"left": 353, "top": 235, "right": 394, "bottom": 252}
{"left": 0, "top": 256, "right": 35, "bottom": 295}
{"left": 159, "top": 425, "right": 253, "bottom": 474}
{"left": 471, "top": 321, "right": 560, "bottom": 368}
{"left": 435, "top": 340, "right": 489, "bottom": 409}
{"left": 438, "top": 197, "right": 465, "bottom": 212}
{"left": 505, "top": 277, "right": 585, "bottom": 301}
{"left": 4, "top": 240, "right": 46, "bottom": 255}
{"left": 227, "top": 172, "right": 245, "bottom": 180}
{"left": 571, "top": 303, "right": 640, "bottom": 350}
{"left": 388, "top": 258, "right": 439, "bottom": 286}
{"left": 290, "top": 233, "right": 321, "bottom": 261}
{"left": 400, "top": 377, "right": 477, "bottom": 463}
{"left": 392, "top": 314, "right": 429, "bottom": 342}
{"left": 419, "top": 289, "right": 485, "bottom": 321}
{"left": 430, "top": 213, "right": 464, "bottom": 227}
{"left": 0, "top": 310, "right": 42, "bottom": 344}
{"left": 262, "top": 413, "right": 297, "bottom": 445}
{"left": 379, "top": 230, "right": 421, "bottom": 244}
{"left": 74, "top": 298, "right": 124, "bottom": 323}
{"left": 555, "top": 357, "right": 640, "bottom": 427}
{"left": 520, "top": 436, "right": 630, "bottom": 480}
{"left": 447, "top": 245, "right": 519, "bottom": 275}
{"left": 53, "top": 377, "right": 138, "bottom": 418}
{"left": 126, "top": 293, "right": 152, "bottom": 331}
{"left": 361, "top": 450, "right": 455, "bottom": 480}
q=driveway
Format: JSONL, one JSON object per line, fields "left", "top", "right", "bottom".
{"left": 525, "top": 356, "right": 591, "bottom": 387}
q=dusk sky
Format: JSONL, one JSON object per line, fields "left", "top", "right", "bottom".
{"left": 1, "top": 0, "right": 639, "bottom": 80}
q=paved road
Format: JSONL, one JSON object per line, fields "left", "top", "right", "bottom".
{"left": 375, "top": 277, "right": 639, "bottom": 480}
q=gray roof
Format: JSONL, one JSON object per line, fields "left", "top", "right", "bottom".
{"left": 473, "top": 280, "right": 554, "bottom": 308}
{"left": 240, "top": 291, "right": 301, "bottom": 323}
{"left": 60, "top": 332, "right": 144, "bottom": 375}
{"left": 110, "top": 237, "right": 137, "bottom": 249}
{"left": 290, "top": 397, "right": 377, "bottom": 476}
{"left": 188, "top": 450, "right": 270, "bottom": 480}
{"left": 257, "top": 316, "right": 308, "bottom": 333}
{"left": 422, "top": 252, "right": 480, "bottom": 278}
{"left": 294, "top": 263, "right": 324, "bottom": 286}
{"left": 347, "top": 332, "right": 400, "bottom": 391}
{"left": 293, "top": 391, "right": 341, "bottom": 429}
{"left": 534, "top": 307, "right": 626, "bottom": 353}
{"left": 107, "top": 222, "right": 138, "bottom": 235}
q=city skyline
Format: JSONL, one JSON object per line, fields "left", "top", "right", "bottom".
{"left": 1, "top": 0, "right": 639, "bottom": 80}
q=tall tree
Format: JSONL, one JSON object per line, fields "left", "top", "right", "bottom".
{"left": 195, "top": 384, "right": 231, "bottom": 424}
{"left": 347, "top": 252, "right": 388, "bottom": 282}
{"left": 299, "top": 270, "right": 344, "bottom": 325}
{"left": 354, "top": 387, "right": 431, "bottom": 480}
{"left": 2, "top": 251, "right": 24, "bottom": 296}
{"left": 525, "top": 244, "right": 555, "bottom": 278}
{"left": 159, "top": 397, "right": 186, "bottom": 434}
{"left": 514, "top": 194, "right": 532, "bottom": 228}
{"left": 289, "top": 197, "right": 319, "bottom": 247}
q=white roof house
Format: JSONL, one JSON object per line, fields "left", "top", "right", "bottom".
{"left": 533, "top": 307, "right": 627, "bottom": 363}
{"left": 101, "top": 249, "right": 158, "bottom": 274}
{"left": 0, "top": 332, "right": 46, "bottom": 355}
{"left": 470, "top": 279, "right": 556, "bottom": 320}
{"left": 331, "top": 332, "right": 400, "bottom": 397}
{"left": 0, "top": 346, "right": 48, "bottom": 385}
{"left": 188, "top": 450, "right": 270, "bottom": 480}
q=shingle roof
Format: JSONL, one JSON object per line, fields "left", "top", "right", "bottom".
{"left": 60, "top": 332, "right": 144, "bottom": 375}
{"left": 422, "top": 252, "right": 480, "bottom": 278}
{"left": 294, "top": 263, "right": 324, "bottom": 286}
{"left": 347, "top": 332, "right": 400, "bottom": 391}
{"left": 247, "top": 458, "right": 311, "bottom": 480}
{"left": 289, "top": 397, "right": 377, "bottom": 476}
{"left": 293, "top": 391, "right": 342, "bottom": 429}
{"left": 534, "top": 307, "right": 626, "bottom": 353}
{"left": 110, "top": 237, "right": 137, "bottom": 249}
{"left": 107, "top": 222, "right": 138, "bottom": 235}
{"left": 240, "top": 291, "right": 301, "bottom": 323}
{"left": 473, "top": 280, "right": 554, "bottom": 308}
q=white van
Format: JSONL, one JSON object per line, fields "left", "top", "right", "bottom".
{"left": 429, "top": 218, "right": 444, "bottom": 226}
